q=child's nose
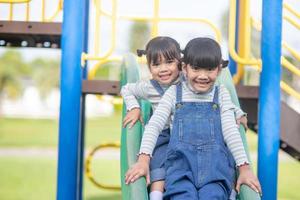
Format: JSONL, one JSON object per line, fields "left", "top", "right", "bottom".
{"left": 159, "top": 63, "right": 169, "bottom": 71}
{"left": 197, "top": 72, "right": 208, "bottom": 80}
{"left": 196, "top": 71, "right": 208, "bottom": 79}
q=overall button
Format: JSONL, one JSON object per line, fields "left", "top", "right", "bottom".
{"left": 175, "top": 103, "right": 182, "bottom": 109}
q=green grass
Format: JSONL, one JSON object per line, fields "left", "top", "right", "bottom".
{"left": 0, "top": 155, "right": 299, "bottom": 200}
{"left": 0, "top": 117, "right": 299, "bottom": 199}
{"left": 245, "top": 129, "right": 258, "bottom": 153}
{"left": 278, "top": 162, "right": 300, "bottom": 200}
{"left": 0, "top": 156, "right": 121, "bottom": 200}
{"left": 0, "top": 118, "right": 58, "bottom": 147}
{"left": 245, "top": 131, "right": 300, "bottom": 200}
{"left": 0, "top": 114, "right": 122, "bottom": 148}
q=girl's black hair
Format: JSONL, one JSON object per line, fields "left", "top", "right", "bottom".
{"left": 137, "top": 36, "right": 181, "bottom": 69}
{"left": 182, "top": 37, "right": 228, "bottom": 69}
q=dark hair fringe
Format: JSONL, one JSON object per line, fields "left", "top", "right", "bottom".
{"left": 136, "top": 49, "right": 147, "bottom": 57}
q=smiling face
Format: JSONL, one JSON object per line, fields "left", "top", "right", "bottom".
{"left": 149, "top": 56, "right": 180, "bottom": 85}
{"left": 183, "top": 63, "right": 221, "bottom": 93}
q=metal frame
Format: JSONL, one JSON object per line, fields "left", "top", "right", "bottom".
{"left": 0, "top": 20, "right": 61, "bottom": 48}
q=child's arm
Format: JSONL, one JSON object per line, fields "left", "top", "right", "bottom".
{"left": 121, "top": 80, "right": 150, "bottom": 128}
{"left": 237, "top": 164, "right": 262, "bottom": 195}
{"left": 219, "top": 85, "right": 261, "bottom": 194}
{"left": 125, "top": 154, "right": 151, "bottom": 185}
{"left": 125, "top": 86, "right": 176, "bottom": 184}
{"left": 122, "top": 108, "right": 143, "bottom": 128}
{"left": 233, "top": 105, "right": 248, "bottom": 129}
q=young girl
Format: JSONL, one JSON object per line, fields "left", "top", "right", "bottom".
{"left": 124, "top": 37, "right": 261, "bottom": 199}
{"left": 121, "top": 36, "right": 183, "bottom": 200}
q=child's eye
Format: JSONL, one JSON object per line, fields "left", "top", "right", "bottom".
{"left": 151, "top": 63, "right": 160, "bottom": 67}
{"left": 191, "top": 66, "right": 199, "bottom": 71}
{"left": 166, "top": 60, "right": 175, "bottom": 64}
{"left": 207, "top": 67, "right": 217, "bottom": 71}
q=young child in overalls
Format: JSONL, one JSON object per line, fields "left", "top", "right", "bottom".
{"left": 125, "top": 37, "right": 261, "bottom": 200}
{"left": 121, "top": 36, "right": 183, "bottom": 200}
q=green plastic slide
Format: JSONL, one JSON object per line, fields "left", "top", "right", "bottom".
{"left": 120, "top": 54, "right": 260, "bottom": 200}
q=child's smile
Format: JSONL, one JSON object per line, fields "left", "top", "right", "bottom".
{"left": 159, "top": 72, "right": 172, "bottom": 81}
{"left": 150, "top": 58, "right": 179, "bottom": 85}
{"left": 183, "top": 64, "right": 220, "bottom": 93}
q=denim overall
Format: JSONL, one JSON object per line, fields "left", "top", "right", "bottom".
{"left": 149, "top": 79, "right": 171, "bottom": 183}
{"left": 164, "top": 83, "right": 235, "bottom": 200}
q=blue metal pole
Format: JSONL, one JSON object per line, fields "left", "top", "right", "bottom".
{"left": 78, "top": 0, "right": 90, "bottom": 198}
{"left": 57, "top": 0, "right": 86, "bottom": 199}
{"left": 258, "top": 0, "right": 282, "bottom": 199}
{"left": 228, "top": 0, "right": 239, "bottom": 75}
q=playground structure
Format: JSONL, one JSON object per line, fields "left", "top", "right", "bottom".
{"left": 0, "top": 0, "right": 299, "bottom": 200}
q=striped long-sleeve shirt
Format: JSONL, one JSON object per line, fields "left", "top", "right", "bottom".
{"left": 121, "top": 78, "right": 245, "bottom": 129}
{"left": 137, "top": 81, "right": 249, "bottom": 166}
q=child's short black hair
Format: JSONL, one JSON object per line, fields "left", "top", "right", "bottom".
{"left": 137, "top": 36, "right": 181, "bottom": 68}
{"left": 182, "top": 37, "right": 228, "bottom": 69}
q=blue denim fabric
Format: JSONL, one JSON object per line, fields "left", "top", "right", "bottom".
{"left": 150, "top": 128, "right": 171, "bottom": 182}
{"left": 149, "top": 79, "right": 171, "bottom": 183}
{"left": 164, "top": 83, "right": 236, "bottom": 200}
{"left": 150, "top": 79, "right": 165, "bottom": 96}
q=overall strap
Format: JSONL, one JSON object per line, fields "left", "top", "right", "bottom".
{"left": 176, "top": 82, "right": 183, "bottom": 103}
{"left": 150, "top": 79, "right": 165, "bottom": 96}
{"left": 212, "top": 86, "right": 219, "bottom": 104}
{"left": 179, "top": 73, "right": 186, "bottom": 82}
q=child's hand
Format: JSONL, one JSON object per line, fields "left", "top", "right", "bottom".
{"left": 236, "top": 115, "right": 248, "bottom": 130}
{"left": 123, "top": 108, "right": 144, "bottom": 128}
{"left": 125, "top": 154, "right": 150, "bottom": 185}
{"left": 236, "top": 164, "right": 262, "bottom": 196}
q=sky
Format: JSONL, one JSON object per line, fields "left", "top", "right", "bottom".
{"left": 0, "top": 0, "right": 299, "bottom": 62}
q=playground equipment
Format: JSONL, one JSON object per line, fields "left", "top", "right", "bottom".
{"left": 1, "top": 0, "right": 299, "bottom": 200}
{"left": 85, "top": 142, "right": 121, "bottom": 190}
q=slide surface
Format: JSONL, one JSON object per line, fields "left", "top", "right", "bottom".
{"left": 120, "top": 54, "right": 260, "bottom": 200}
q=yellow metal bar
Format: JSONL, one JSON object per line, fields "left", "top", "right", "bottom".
{"left": 151, "top": 0, "right": 160, "bottom": 37}
{"left": 283, "top": 3, "right": 300, "bottom": 19}
{"left": 280, "top": 81, "right": 300, "bottom": 100}
{"left": 252, "top": 15, "right": 300, "bottom": 32}
{"left": 283, "top": 15, "right": 300, "bottom": 30}
{"left": 282, "top": 42, "right": 300, "bottom": 61}
{"left": 85, "top": 142, "right": 121, "bottom": 190}
{"left": 233, "top": 0, "right": 251, "bottom": 84}
{"left": 161, "top": 17, "right": 222, "bottom": 43}
{"left": 95, "top": 1, "right": 221, "bottom": 43}
{"left": 281, "top": 56, "right": 300, "bottom": 77}
{"left": 113, "top": 15, "right": 222, "bottom": 42}
{"left": 41, "top": 0, "right": 45, "bottom": 21}
{"left": 45, "top": 0, "right": 63, "bottom": 22}
{"left": 9, "top": 3, "right": 13, "bottom": 20}
{"left": 92, "top": 0, "right": 117, "bottom": 61}
{"left": 87, "top": 56, "right": 122, "bottom": 79}
{"left": 228, "top": 0, "right": 261, "bottom": 66}
{"left": 25, "top": 1, "right": 29, "bottom": 21}
{"left": 104, "top": 0, "right": 117, "bottom": 59}
{"left": 0, "top": 0, "right": 30, "bottom": 2}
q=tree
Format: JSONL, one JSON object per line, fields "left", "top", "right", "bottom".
{"left": 128, "top": 21, "right": 151, "bottom": 53}
{"left": 0, "top": 50, "right": 30, "bottom": 114}
{"left": 30, "top": 58, "right": 60, "bottom": 99}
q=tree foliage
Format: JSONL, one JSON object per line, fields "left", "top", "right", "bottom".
{"left": 0, "top": 50, "right": 60, "bottom": 101}
{"left": 30, "top": 58, "right": 60, "bottom": 99}
{"left": 0, "top": 50, "right": 30, "bottom": 99}
{"left": 128, "top": 21, "right": 150, "bottom": 53}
